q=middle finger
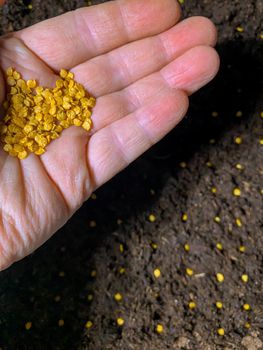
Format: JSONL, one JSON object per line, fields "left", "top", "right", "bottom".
{"left": 72, "top": 16, "right": 217, "bottom": 97}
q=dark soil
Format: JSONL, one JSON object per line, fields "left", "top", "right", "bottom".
{"left": 0, "top": 0, "right": 263, "bottom": 349}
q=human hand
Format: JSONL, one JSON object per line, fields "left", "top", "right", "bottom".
{"left": 0, "top": 0, "right": 219, "bottom": 270}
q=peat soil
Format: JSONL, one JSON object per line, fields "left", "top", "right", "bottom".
{"left": 0, "top": 0, "right": 262, "bottom": 349}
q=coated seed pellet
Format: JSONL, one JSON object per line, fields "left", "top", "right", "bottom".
{"left": 0, "top": 68, "right": 95, "bottom": 159}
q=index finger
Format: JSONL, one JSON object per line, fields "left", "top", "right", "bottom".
{"left": 16, "top": 0, "right": 181, "bottom": 70}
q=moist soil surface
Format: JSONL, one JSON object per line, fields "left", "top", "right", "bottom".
{"left": 0, "top": 1, "right": 263, "bottom": 349}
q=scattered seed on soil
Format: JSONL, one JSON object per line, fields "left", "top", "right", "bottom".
{"left": 188, "top": 301, "right": 196, "bottom": 309}
{"left": 25, "top": 322, "right": 32, "bottom": 330}
{"left": 90, "top": 270, "right": 96, "bottom": 278}
{"left": 235, "top": 136, "right": 242, "bottom": 144}
{"left": 151, "top": 242, "right": 158, "bottom": 250}
{"left": 236, "top": 26, "right": 244, "bottom": 32}
{"left": 155, "top": 324, "right": 164, "bottom": 334}
{"left": 216, "top": 243, "right": 223, "bottom": 251}
{"left": 211, "top": 187, "right": 217, "bottom": 194}
{"left": 239, "top": 245, "right": 246, "bottom": 252}
{"left": 216, "top": 301, "right": 223, "bottom": 309}
{"left": 116, "top": 318, "right": 124, "bottom": 326}
{"left": 216, "top": 273, "right": 224, "bottom": 282}
{"left": 181, "top": 213, "right": 188, "bottom": 222}
{"left": 153, "top": 269, "right": 161, "bottom": 278}
{"left": 179, "top": 161, "right": 187, "bottom": 168}
{"left": 233, "top": 188, "right": 241, "bottom": 196}
{"left": 211, "top": 111, "right": 219, "bottom": 117}
{"left": 148, "top": 214, "right": 156, "bottom": 222}
{"left": 58, "top": 319, "right": 64, "bottom": 327}
{"left": 87, "top": 294, "right": 93, "bottom": 301}
{"left": 243, "top": 303, "right": 251, "bottom": 311}
{"left": 89, "top": 220, "right": 97, "bottom": 228}
{"left": 85, "top": 320, "right": 93, "bottom": 329}
{"left": 217, "top": 328, "right": 225, "bottom": 336}
{"left": 114, "top": 293, "right": 122, "bottom": 302}
{"left": 184, "top": 244, "right": 190, "bottom": 252}
{"left": 119, "top": 267, "right": 125, "bottom": 274}
{"left": 236, "top": 218, "right": 242, "bottom": 227}
{"left": 214, "top": 216, "right": 221, "bottom": 223}
{"left": 186, "top": 268, "right": 194, "bottom": 276}
{"left": 241, "top": 274, "right": 249, "bottom": 283}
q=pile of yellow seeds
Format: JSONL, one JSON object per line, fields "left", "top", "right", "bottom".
{"left": 0, "top": 68, "right": 95, "bottom": 159}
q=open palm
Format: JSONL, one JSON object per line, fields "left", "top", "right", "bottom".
{"left": 0, "top": 0, "right": 219, "bottom": 270}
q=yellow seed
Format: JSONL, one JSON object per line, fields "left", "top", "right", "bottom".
{"left": 156, "top": 324, "right": 164, "bottom": 333}
{"left": 188, "top": 301, "right": 196, "bottom": 309}
{"left": 91, "top": 193, "right": 97, "bottom": 200}
{"left": 236, "top": 26, "right": 244, "bottom": 32}
{"left": 214, "top": 216, "right": 221, "bottom": 223}
{"left": 85, "top": 320, "right": 93, "bottom": 329}
{"left": 241, "top": 274, "right": 248, "bottom": 283}
{"left": 149, "top": 214, "right": 156, "bottom": 222}
{"left": 211, "top": 111, "right": 218, "bottom": 117}
{"left": 119, "top": 267, "right": 125, "bottom": 274}
{"left": 216, "top": 273, "right": 224, "bottom": 282}
{"left": 2, "top": 68, "right": 94, "bottom": 159}
{"left": 151, "top": 242, "right": 158, "bottom": 250}
{"left": 245, "top": 322, "right": 251, "bottom": 329}
{"left": 87, "top": 294, "right": 93, "bottom": 301}
{"left": 153, "top": 268, "right": 161, "bottom": 278}
{"left": 233, "top": 188, "right": 241, "bottom": 196}
{"left": 216, "top": 243, "right": 223, "bottom": 251}
{"left": 28, "top": 4, "right": 33, "bottom": 9}
{"left": 206, "top": 161, "right": 213, "bottom": 167}
{"left": 211, "top": 187, "right": 217, "bottom": 194}
{"left": 89, "top": 220, "right": 96, "bottom": 227}
{"left": 239, "top": 245, "right": 246, "bottom": 252}
{"left": 58, "top": 319, "right": 64, "bottom": 327}
{"left": 179, "top": 161, "right": 187, "bottom": 168}
{"left": 259, "top": 139, "right": 263, "bottom": 145}
{"left": 235, "top": 110, "right": 243, "bottom": 117}
{"left": 27, "top": 80, "right": 36, "bottom": 88}
{"left": 186, "top": 268, "right": 194, "bottom": 276}
{"left": 6, "top": 67, "right": 13, "bottom": 76}
{"left": 73, "top": 118, "right": 82, "bottom": 127}
{"left": 7, "top": 77, "right": 16, "bottom": 86}
{"left": 243, "top": 303, "right": 250, "bottom": 311}
{"left": 236, "top": 218, "right": 242, "bottom": 227}
{"left": 25, "top": 322, "right": 32, "bottom": 330}
{"left": 217, "top": 328, "right": 225, "bottom": 336}
{"left": 235, "top": 136, "right": 242, "bottom": 144}
{"left": 82, "top": 120, "right": 92, "bottom": 131}
{"left": 18, "top": 150, "right": 28, "bottom": 160}
{"left": 116, "top": 318, "right": 124, "bottom": 326}
{"left": 216, "top": 301, "right": 223, "bottom": 309}
{"left": 236, "top": 163, "right": 244, "bottom": 170}
{"left": 60, "top": 69, "right": 68, "bottom": 79}
{"left": 182, "top": 213, "right": 188, "bottom": 222}
{"left": 184, "top": 244, "right": 190, "bottom": 252}
{"left": 114, "top": 293, "right": 122, "bottom": 301}
{"left": 34, "top": 147, "right": 45, "bottom": 156}
{"left": 90, "top": 270, "right": 96, "bottom": 277}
